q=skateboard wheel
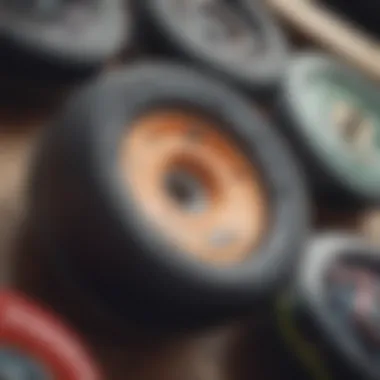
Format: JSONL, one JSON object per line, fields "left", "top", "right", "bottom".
{"left": 0, "top": 291, "right": 100, "bottom": 380}
{"left": 270, "top": 233, "right": 380, "bottom": 380}
{"left": 0, "top": 0, "right": 129, "bottom": 82}
{"left": 29, "top": 62, "right": 309, "bottom": 330}
{"left": 133, "top": 0, "right": 289, "bottom": 98}
{"left": 276, "top": 52, "right": 380, "bottom": 208}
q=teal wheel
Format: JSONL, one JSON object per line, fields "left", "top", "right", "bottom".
{"left": 276, "top": 52, "right": 380, "bottom": 208}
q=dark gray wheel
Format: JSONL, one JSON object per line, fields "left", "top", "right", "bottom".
{"left": 0, "top": 0, "right": 130, "bottom": 82}
{"left": 133, "top": 0, "right": 289, "bottom": 98}
{"left": 29, "top": 62, "right": 309, "bottom": 331}
{"left": 276, "top": 52, "right": 380, "bottom": 208}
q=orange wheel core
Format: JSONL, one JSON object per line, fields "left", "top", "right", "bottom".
{"left": 120, "top": 110, "right": 268, "bottom": 265}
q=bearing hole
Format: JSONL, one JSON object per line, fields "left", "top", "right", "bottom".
{"left": 164, "top": 170, "right": 208, "bottom": 213}
{"left": 163, "top": 157, "right": 218, "bottom": 214}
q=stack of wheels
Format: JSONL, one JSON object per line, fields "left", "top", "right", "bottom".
{"left": 0, "top": 0, "right": 129, "bottom": 88}
{"left": 322, "top": 0, "right": 380, "bottom": 36}
{"left": 132, "top": 0, "right": 289, "bottom": 98}
{"left": 0, "top": 291, "right": 100, "bottom": 380}
{"left": 275, "top": 52, "right": 380, "bottom": 209}
{"left": 28, "top": 63, "right": 309, "bottom": 331}
{"left": 266, "top": 233, "right": 380, "bottom": 380}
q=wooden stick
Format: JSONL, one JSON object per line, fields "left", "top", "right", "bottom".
{"left": 266, "top": 0, "right": 380, "bottom": 82}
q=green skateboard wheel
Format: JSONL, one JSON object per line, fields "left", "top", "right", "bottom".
{"left": 276, "top": 52, "right": 380, "bottom": 208}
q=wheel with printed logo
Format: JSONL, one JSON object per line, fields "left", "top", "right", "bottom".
{"left": 133, "top": 0, "right": 289, "bottom": 98}
{"left": 276, "top": 52, "right": 380, "bottom": 208}
{"left": 29, "top": 62, "right": 309, "bottom": 330}
{"left": 0, "top": 291, "right": 101, "bottom": 380}
{"left": 267, "top": 233, "right": 380, "bottom": 380}
{"left": 0, "top": 0, "right": 129, "bottom": 83}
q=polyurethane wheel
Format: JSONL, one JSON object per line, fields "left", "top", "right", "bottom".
{"left": 0, "top": 291, "right": 101, "bottom": 380}
{"left": 29, "top": 62, "right": 309, "bottom": 330}
{"left": 276, "top": 52, "right": 380, "bottom": 208}
{"left": 271, "top": 233, "right": 380, "bottom": 380}
{"left": 0, "top": 0, "right": 129, "bottom": 83}
{"left": 132, "top": 0, "right": 289, "bottom": 98}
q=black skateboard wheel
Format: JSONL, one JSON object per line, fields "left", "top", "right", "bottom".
{"left": 132, "top": 0, "right": 289, "bottom": 98}
{"left": 0, "top": 291, "right": 101, "bottom": 380}
{"left": 276, "top": 52, "right": 380, "bottom": 208}
{"left": 29, "top": 62, "right": 309, "bottom": 330}
{"left": 0, "top": 0, "right": 129, "bottom": 82}
{"left": 269, "top": 233, "right": 380, "bottom": 380}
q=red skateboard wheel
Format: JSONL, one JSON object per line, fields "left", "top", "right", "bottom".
{"left": 0, "top": 291, "right": 101, "bottom": 380}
